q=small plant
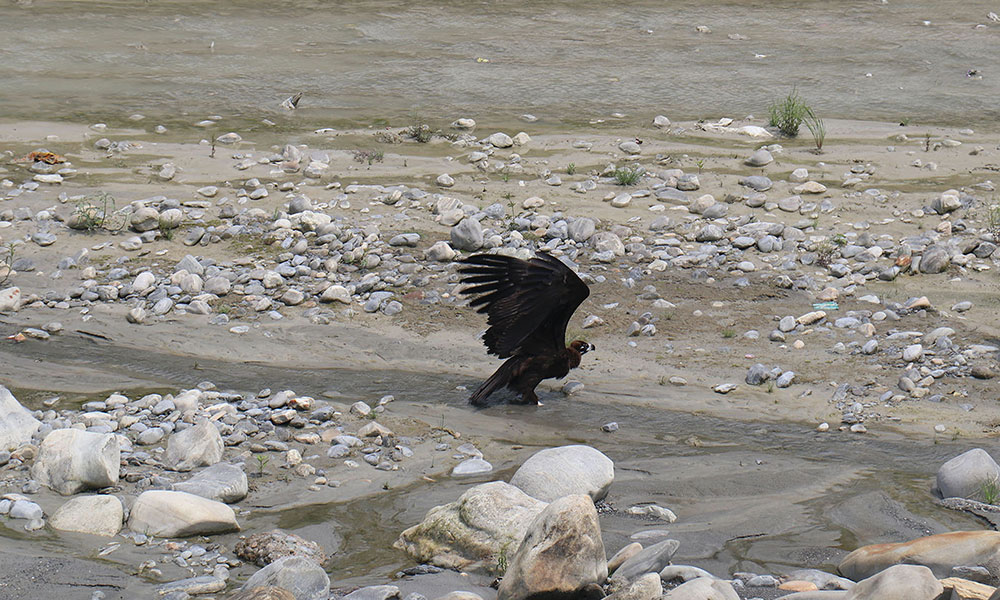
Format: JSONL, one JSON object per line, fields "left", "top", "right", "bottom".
{"left": 816, "top": 242, "right": 836, "bottom": 267}
{"left": 0, "top": 243, "right": 15, "bottom": 286}
{"left": 566, "top": 163, "right": 576, "bottom": 175}
{"left": 613, "top": 165, "right": 642, "bottom": 186}
{"left": 500, "top": 171, "right": 511, "bottom": 183}
{"left": 980, "top": 477, "right": 1000, "bottom": 505}
{"left": 256, "top": 454, "right": 269, "bottom": 476}
{"left": 695, "top": 158, "right": 705, "bottom": 174}
{"left": 924, "top": 133, "right": 932, "bottom": 152}
{"left": 352, "top": 149, "right": 385, "bottom": 166}
{"left": 803, "top": 107, "right": 826, "bottom": 153}
{"left": 985, "top": 201, "right": 1000, "bottom": 241}
{"left": 767, "top": 89, "right": 809, "bottom": 137}
{"left": 382, "top": 481, "right": 390, "bottom": 491}
{"left": 721, "top": 328, "right": 735, "bottom": 339}
{"left": 496, "top": 541, "right": 512, "bottom": 575}
{"left": 405, "top": 121, "right": 433, "bottom": 143}
{"left": 899, "top": 117, "right": 911, "bottom": 126}
{"left": 72, "top": 192, "right": 129, "bottom": 232}
{"left": 831, "top": 233, "right": 848, "bottom": 247}
{"left": 766, "top": 381, "right": 775, "bottom": 394}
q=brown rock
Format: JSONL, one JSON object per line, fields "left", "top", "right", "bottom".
{"left": 779, "top": 580, "right": 819, "bottom": 592}
{"left": 844, "top": 564, "right": 941, "bottom": 600}
{"left": 229, "top": 587, "right": 296, "bottom": 600}
{"left": 608, "top": 542, "right": 643, "bottom": 574}
{"left": 235, "top": 530, "right": 328, "bottom": 567}
{"left": 940, "top": 577, "right": 996, "bottom": 600}
{"left": 839, "top": 531, "right": 1000, "bottom": 581}
{"left": 497, "top": 494, "right": 607, "bottom": 600}
{"left": 971, "top": 365, "right": 996, "bottom": 380}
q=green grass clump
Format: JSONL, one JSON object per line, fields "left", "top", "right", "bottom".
{"left": 768, "top": 89, "right": 809, "bottom": 137}
{"left": 804, "top": 107, "right": 826, "bottom": 152}
{"left": 613, "top": 166, "right": 642, "bottom": 186}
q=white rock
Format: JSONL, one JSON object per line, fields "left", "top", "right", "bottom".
{"left": 510, "top": 445, "right": 614, "bottom": 502}
{"left": 165, "top": 420, "right": 223, "bottom": 472}
{"left": 321, "top": 285, "right": 352, "bottom": 304}
{"left": 49, "top": 495, "right": 124, "bottom": 536}
{"left": 32, "top": 429, "right": 120, "bottom": 495}
{"left": 0, "top": 386, "right": 40, "bottom": 451}
{"left": 0, "top": 287, "right": 21, "bottom": 312}
{"left": 436, "top": 174, "right": 455, "bottom": 188}
{"left": 488, "top": 132, "right": 514, "bottom": 148}
{"left": 653, "top": 115, "right": 671, "bottom": 129}
{"left": 128, "top": 490, "right": 240, "bottom": 537}
{"left": 172, "top": 463, "right": 248, "bottom": 503}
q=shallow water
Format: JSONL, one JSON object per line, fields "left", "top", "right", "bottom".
{"left": 2, "top": 0, "right": 999, "bottom": 128}
{"left": 0, "top": 331, "right": 985, "bottom": 587}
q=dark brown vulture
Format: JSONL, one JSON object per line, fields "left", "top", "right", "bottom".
{"left": 458, "top": 251, "right": 593, "bottom": 406}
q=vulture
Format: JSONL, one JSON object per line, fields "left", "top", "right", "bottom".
{"left": 458, "top": 251, "right": 593, "bottom": 406}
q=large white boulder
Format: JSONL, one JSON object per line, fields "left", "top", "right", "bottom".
{"left": 49, "top": 495, "right": 124, "bottom": 537}
{"left": 128, "top": 490, "right": 239, "bottom": 537}
{"left": 509, "top": 445, "right": 614, "bottom": 502}
{"left": 165, "top": 420, "right": 223, "bottom": 472}
{"left": 32, "top": 428, "right": 120, "bottom": 495}
{"left": 395, "top": 481, "right": 547, "bottom": 573}
{"left": 0, "top": 386, "right": 40, "bottom": 451}
{"left": 172, "top": 462, "right": 248, "bottom": 503}
{"left": 497, "top": 494, "right": 607, "bottom": 600}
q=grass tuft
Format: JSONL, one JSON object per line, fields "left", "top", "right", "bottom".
{"left": 613, "top": 165, "right": 642, "bottom": 186}
{"left": 768, "top": 89, "right": 809, "bottom": 137}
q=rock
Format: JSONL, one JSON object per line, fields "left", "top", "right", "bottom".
{"left": 933, "top": 191, "right": 963, "bottom": 214}
{"left": 663, "top": 577, "right": 740, "bottom": 599}
{"left": 653, "top": 115, "right": 671, "bottom": 129}
{"left": 695, "top": 224, "right": 725, "bottom": 242}
{"left": 745, "top": 149, "right": 773, "bottom": 167}
{"left": 451, "top": 217, "right": 484, "bottom": 251}
{"left": 128, "top": 490, "right": 240, "bottom": 537}
{"left": 49, "top": 495, "right": 124, "bottom": 536}
{"left": 920, "top": 245, "right": 951, "bottom": 274}
{"left": 127, "top": 307, "right": 147, "bottom": 324}
{"left": 903, "top": 344, "right": 924, "bottom": 362}
{"left": 0, "top": 386, "right": 40, "bottom": 451}
{"left": 794, "top": 181, "right": 827, "bottom": 194}
{"left": 843, "top": 564, "right": 942, "bottom": 600}
{"left": 173, "top": 462, "right": 248, "bottom": 503}
{"left": 452, "top": 457, "right": 493, "bottom": 477}
{"left": 241, "top": 556, "right": 329, "bottom": 600}
{"left": 839, "top": 531, "right": 1000, "bottom": 581}
{"left": 425, "top": 241, "right": 456, "bottom": 262}
{"left": 778, "top": 196, "right": 803, "bottom": 212}
{"left": 0, "top": 287, "right": 21, "bottom": 312}
{"left": 591, "top": 231, "right": 626, "bottom": 256}
{"left": 509, "top": 445, "right": 614, "bottom": 502}
{"left": 488, "top": 133, "right": 514, "bottom": 148}
{"left": 789, "top": 168, "right": 809, "bottom": 183}
{"left": 10, "top": 499, "right": 43, "bottom": 520}
{"left": 608, "top": 543, "right": 643, "bottom": 574}
{"left": 605, "top": 573, "right": 662, "bottom": 600}
{"left": 343, "top": 585, "right": 400, "bottom": 600}
{"left": 230, "top": 588, "right": 296, "bottom": 600}
{"left": 937, "top": 449, "right": 1000, "bottom": 500}
{"left": 619, "top": 141, "right": 642, "bottom": 155}
{"left": 568, "top": 218, "right": 597, "bottom": 242}
{"left": 513, "top": 132, "right": 531, "bottom": 146}
{"left": 156, "top": 576, "right": 226, "bottom": 596}
{"left": 32, "top": 428, "right": 119, "bottom": 495}
{"left": 159, "top": 208, "right": 183, "bottom": 229}
{"left": 321, "top": 285, "right": 352, "bottom": 304}
{"left": 236, "top": 530, "right": 329, "bottom": 567}
{"left": 745, "top": 364, "right": 771, "bottom": 386}
{"left": 939, "top": 577, "right": 996, "bottom": 600}
{"left": 165, "top": 420, "right": 223, "bottom": 472}
{"left": 436, "top": 174, "right": 455, "bottom": 188}
{"left": 395, "top": 481, "right": 547, "bottom": 572}
{"left": 497, "top": 495, "right": 607, "bottom": 600}
{"left": 131, "top": 206, "right": 160, "bottom": 232}
{"left": 740, "top": 175, "right": 772, "bottom": 191}
{"left": 612, "top": 539, "right": 679, "bottom": 584}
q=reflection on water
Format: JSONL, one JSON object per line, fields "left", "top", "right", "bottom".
{"left": 1, "top": 0, "right": 998, "bottom": 127}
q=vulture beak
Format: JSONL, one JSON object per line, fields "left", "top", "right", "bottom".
{"left": 581, "top": 342, "right": 594, "bottom": 354}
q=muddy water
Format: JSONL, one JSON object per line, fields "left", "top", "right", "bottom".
{"left": 0, "top": 331, "right": 985, "bottom": 590}
{"left": 2, "top": 0, "right": 999, "bottom": 128}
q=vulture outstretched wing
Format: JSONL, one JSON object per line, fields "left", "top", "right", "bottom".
{"left": 458, "top": 251, "right": 590, "bottom": 358}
